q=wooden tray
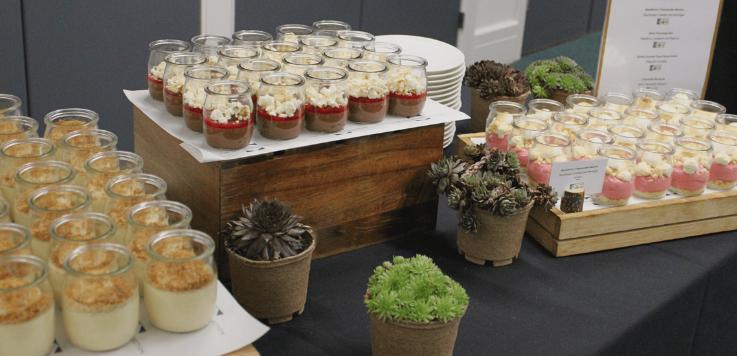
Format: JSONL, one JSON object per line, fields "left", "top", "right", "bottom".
{"left": 458, "top": 132, "right": 737, "bottom": 256}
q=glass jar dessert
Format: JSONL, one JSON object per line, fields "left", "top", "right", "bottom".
{"left": 527, "top": 98, "right": 565, "bottom": 121}
{"left": 183, "top": 65, "right": 230, "bottom": 133}
{"left": 0, "top": 94, "right": 22, "bottom": 117}
{"left": 707, "top": 131, "right": 737, "bottom": 190}
{"left": 623, "top": 107, "right": 659, "bottom": 130}
{"left": 231, "top": 29, "right": 272, "bottom": 46}
{"left": 257, "top": 72, "right": 305, "bottom": 140}
{"left": 48, "top": 212, "right": 115, "bottom": 302}
{"left": 550, "top": 111, "right": 588, "bottom": 140}
{"left": 600, "top": 92, "right": 633, "bottom": 113}
{"left": 632, "top": 88, "right": 663, "bottom": 109}
{"left": 646, "top": 121, "right": 684, "bottom": 145}
{"left": 566, "top": 94, "right": 600, "bottom": 113}
{"left": 104, "top": 173, "right": 167, "bottom": 243}
{"left": 147, "top": 39, "right": 191, "bottom": 101}
{"left": 655, "top": 101, "right": 691, "bottom": 124}
{"left": 83, "top": 151, "right": 144, "bottom": 212}
{"left": 282, "top": 52, "right": 325, "bottom": 76}
{"left": 587, "top": 108, "right": 622, "bottom": 130}
{"left": 0, "top": 255, "right": 55, "bottom": 356}
{"left": 276, "top": 23, "right": 314, "bottom": 43}
{"left": 322, "top": 47, "right": 363, "bottom": 69}
{"left": 191, "top": 34, "right": 231, "bottom": 64}
{"left": 312, "top": 19, "right": 352, "bottom": 37}
{"left": 203, "top": 80, "right": 255, "bottom": 149}
{"left": 485, "top": 101, "right": 527, "bottom": 151}
{"left": 217, "top": 45, "right": 261, "bottom": 79}
{"left": 43, "top": 108, "right": 99, "bottom": 145}
{"left": 363, "top": 42, "right": 402, "bottom": 62}
{"left": 509, "top": 117, "right": 548, "bottom": 168}
{"left": 163, "top": 52, "right": 208, "bottom": 117}
{"left": 0, "top": 223, "right": 32, "bottom": 256}
{"left": 59, "top": 129, "right": 118, "bottom": 180}
{"left": 0, "top": 199, "right": 8, "bottom": 224}
{"left": 592, "top": 145, "right": 636, "bottom": 207}
{"left": 299, "top": 35, "right": 338, "bottom": 55}
{"left": 304, "top": 67, "right": 349, "bottom": 133}
{"left": 338, "top": 30, "right": 375, "bottom": 49}
{"left": 13, "top": 160, "right": 76, "bottom": 226}
{"left": 527, "top": 132, "right": 572, "bottom": 187}
{"left": 0, "top": 138, "right": 56, "bottom": 211}
{"left": 386, "top": 55, "right": 428, "bottom": 117}
{"left": 608, "top": 124, "right": 645, "bottom": 150}
{"left": 237, "top": 58, "right": 281, "bottom": 106}
{"left": 689, "top": 99, "right": 726, "bottom": 121}
{"left": 261, "top": 40, "right": 301, "bottom": 63}
{"left": 670, "top": 136, "right": 712, "bottom": 196}
{"left": 716, "top": 114, "right": 737, "bottom": 133}
{"left": 347, "top": 60, "right": 389, "bottom": 124}
{"left": 680, "top": 116, "right": 716, "bottom": 139}
{"left": 144, "top": 229, "right": 217, "bottom": 332}
{"left": 28, "top": 185, "right": 90, "bottom": 260}
{"left": 634, "top": 140, "right": 675, "bottom": 199}
{"left": 62, "top": 243, "right": 138, "bottom": 351}
{"left": 666, "top": 88, "right": 698, "bottom": 106}
{"left": 573, "top": 128, "right": 614, "bottom": 160}
{"left": 126, "top": 201, "right": 192, "bottom": 287}
{"left": 0, "top": 116, "right": 38, "bottom": 145}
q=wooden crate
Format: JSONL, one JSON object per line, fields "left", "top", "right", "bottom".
{"left": 458, "top": 132, "right": 737, "bottom": 256}
{"left": 133, "top": 108, "right": 442, "bottom": 269}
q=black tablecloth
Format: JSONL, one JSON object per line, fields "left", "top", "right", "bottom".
{"left": 252, "top": 199, "right": 737, "bottom": 356}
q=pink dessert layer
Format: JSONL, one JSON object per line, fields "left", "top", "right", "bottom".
{"left": 634, "top": 175, "right": 671, "bottom": 193}
{"left": 486, "top": 133, "right": 510, "bottom": 151}
{"left": 513, "top": 147, "right": 529, "bottom": 167}
{"left": 709, "top": 162, "right": 737, "bottom": 183}
{"left": 671, "top": 165, "right": 709, "bottom": 191}
{"left": 527, "top": 161, "right": 551, "bottom": 185}
{"left": 600, "top": 175, "right": 634, "bottom": 200}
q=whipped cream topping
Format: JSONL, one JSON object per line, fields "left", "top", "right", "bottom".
{"left": 387, "top": 68, "right": 426, "bottom": 95}
{"left": 604, "top": 102, "right": 629, "bottom": 113}
{"left": 305, "top": 85, "right": 347, "bottom": 108}
{"left": 714, "top": 150, "right": 737, "bottom": 165}
{"left": 573, "top": 145, "right": 597, "bottom": 159}
{"left": 606, "top": 160, "right": 633, "bottom": 182}
{"left": 347, "top": 74, "right": 388, "bottom": 99}
{"left": 528, "top": 110, "right": 555, "bottom": 121}
{"left": 635, "top": 153, "right": 673, "bottom": 177}
{"left": 207, "top": 55, "right": 219, "bottom": 66}
{"left": 510, "top": 135, "right": 536, "bottom": 149}
{"left": 208, "top": 101, "right": 252, "bottom": 123}
{"left": 486, "top": 112, "right": 514, "bottom": 138}
{"left": 669, "top": 93, "right": 693, "bottom": 106}
{"left": 674, "top": 152, "right": 711, "bottom": 174}
{"left": 165, "top": 73, "right": 185, "bottom": 93}
{"left": 258, "top": 92, "right": 303, "bottom": 117}
{"left": 529, "top": 146, "right": 567, "bottom": 164}
{"left": 150, "top": 61, "right": 166, "bottom": 79}
{"left": 183, "top": 81, "right": 207, "bottom": 108}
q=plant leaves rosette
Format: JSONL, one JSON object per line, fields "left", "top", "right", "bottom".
{"left": 463, "top": 60, "right": 530, "bottom": 100}
{"left": 524, "top": 56, "right": 593, "bottom": 102}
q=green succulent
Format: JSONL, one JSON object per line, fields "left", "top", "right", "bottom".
{"left": 524, "top": 56, "right": 593, "bottom": 99}
{"left": 365, "top": 255, "right": 468, "bottom": 323}
{"left": 428, "top": 157, "right": 467, "bottom": 195}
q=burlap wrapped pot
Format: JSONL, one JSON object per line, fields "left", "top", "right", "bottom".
{"left": 457, "top": 202, "right": 533, "bottom": 267}
{"left": 227, "top": 233, "right": 315, "bottom": 324}
{"left": 369, "top": 310, "right": 465, "bottom": 356}
{"left": 470, "top": 89, "right": 531, "bottom": 133}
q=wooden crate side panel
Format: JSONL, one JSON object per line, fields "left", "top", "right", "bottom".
{"left": 526, "top": 218, "right": 560, "bottom": 256}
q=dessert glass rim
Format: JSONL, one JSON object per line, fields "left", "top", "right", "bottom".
{"left": 15, "top": 160, "right": 76, "bottom": 186}
{"left": 261, "top": 40, "right": 301, "bottom": 53}
{"left": 276, "top": 23, "right": 314, "bottom": 35}
{"left": 49, "top": 212, "right": 116, "bottom": 244}
{"left": 633, "top": 87, "right": 664, "bottom": 100}
{"left": 708, "top": 131, "right": 737, "bottom": 146}
{"left": 637, "top": 139, "right": 675, "bottom": 155}
{"left": 0, "top": 94, "right": 22, "bottom": 113}
{"left": 63, "top": 242, "right": 132, "bottom": 277}
{"left": 191, "top": 34, "right": 231, "bottom": 47}
{"left": 0, "top": 223, "right": 31, "bottom": 256}
{"left": 28, "top": 184, "right": 91, "bottom": 213}
{"left": 577, "top": 128, "right": 614, "bottom": 144}
{"left": 535, "top": 132, "right": 571, "bottom": 147}
{"left": 148, "top": 39, "right": 191, "bottom": 53}
{"left": 299, "top": 35, "right": 338, "bottom": 48}
{"left": 675, "top": 136, "right": 713, "bottom": 152}
{"left": 205, "top": 80, "right": 251, "bottom": 96}
{"left": 184, "top": 65, "right": 230, "bottom": 81}
{"left": 232, "top": 29, "right": 273, "bottom": 42}
{"left": 0, "top": 255, "right": 47, "bottom": 292}
{"left": 647, "top": 122, "right": 684, "bottom": 137}
{"left": 490, "top": 100, "right": 527, "bottom": 114}
{"left": 337, "top": 30, "right": 375, "bottom": 42}
{"left": 666, "top": 87, "right": 698, "bottom": 98}
{"left": 566, "top": 93, "right": 600, "bottom": 105}
{"left": 60, "top": 128, "right": 118, "bottom": 150}
{"left": 146, "top": 229, "right": 215, "bottom": 263}
{"left": 365, "top": 41, "right": 402, "bottom": 54}
{"left": 690, "top": 99, "right": 726, "bottom": 113}
{"left": 512, "top": 116, "right": 548, "bottom": 131}
{"left": 164, "top": 51, "right": 207, "bottom": 66}
{"left": 679, "top": 115, "right": 716, "bottom": 130}
{"left": 104, "top": 173, "right": 167, "bottom": 201}
{"left": 323, "top": 47, "right": 363, "bottom": 60}
{"left": 528, "top": 98, "right": 565, "bottom": 111}
{"left": 312, "top": 19, "right": 352, "bottom": 30}
{"left": 0, "top": 137, "right": 56, "bottom": 160}
{"left": 0, "top": 115, "right": 38, "bottom": 132}
{"left": 260, "top": 72, "right": 305, "bottom": 87}
{"left": 588, "top": 107, "right": 622, "bottom": 120}
{"left": 305, "top": 66, "right": 348, "bottom": 81}
{"left": 217, "top": 45, "right": 261, "bottom": 60}
{"left": 656, "top": 101, "right": 691, "bottom": 114}
{"left": 552, "top": 111, "right": 588, "bottom": 125}
{"left": 237, "top": 58, "right": 281, "bottom": 72}
{"left": 84, "top": 150, "right": 144, "bottom": 175}
{"left": 608, "top": 124, "right": 645, "bottom": 139}
{"left": 598, "top": 144, "right": 636, "bottom": 160}
{"left": 283, "top": 52, "right": 324, "bottom": 66}
{"left": 716, "top": 113, "right": 737, "bottom": 124}
{"left": 43, "top": 108, "right": 99, "bottom": 126}
{"left": 348, "top": 60, "right": 388, "bottom": 74}
{"left": 387, "top": 54, "right": 427, "bottom": 68}
{"left": 127, "top": 200, "right": 193, "bottom": 228}
{"left": 601, "top": 91, "right": 633, "bottom": 103}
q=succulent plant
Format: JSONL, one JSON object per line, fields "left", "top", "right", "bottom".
{"left": 524, "top": 56, "right": 593, "bottom": 99}
{"left": 365, "top": 255, "right": 468, "bottom": 323}
{"left": 428, "top": 157, "right": 466, "bottom": 195}
{"left": 463, "top": 60, "right": 530, "bottom": 100}
{"left": 223, "top": 199, "right": 312, "bottom": 261}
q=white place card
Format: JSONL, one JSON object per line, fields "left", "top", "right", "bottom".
{"left": 549, "top": 159, "right": 607, "bottom": 196}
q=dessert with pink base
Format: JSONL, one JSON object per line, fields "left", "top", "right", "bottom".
{"left": 527, "top": 132, "right": 571, "bottom": 187}
{"left": 633, "top": 140, "right": 674, "bottom": 199}
{"left": 670, "top": 137, "right": 712, "bottom": 196}
{"left": 708, "top": 131, "right": 737, "bottom": 190}
{"left": 485, "top": 101, "right": 526, "bottom": 152}
{"left": 592, "top": 145, "right": 636, "bottom": 206}
{"left": 509, "top": 117, "right": 548, "bottom": 168}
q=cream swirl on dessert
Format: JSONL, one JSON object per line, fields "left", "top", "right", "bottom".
{"left": 258, "top": 92, "right": 302, "bottom": 117}
{"left": 165, "top": 74, "right": 185, "bottom": 94}
{"left": 635, "top": 153, "right": 673, "bottom": 177}
{"left": 387, "top": 68, "right": 425, "bottom": 96}
{"left": 149, "top": 62, "right": 166, "bottom": 80}
{"left": 348, "top": 74, "right": 388, "bottom": 99}
{"left": 606, "top": 160, "right": 633, "bottom": 182}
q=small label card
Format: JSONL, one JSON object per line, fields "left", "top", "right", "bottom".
{"left": 549, "top": 159, "right": 607, "bottom": 196}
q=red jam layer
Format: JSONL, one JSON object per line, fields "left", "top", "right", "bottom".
{"left": 349, "top": 96, "right": 386, "bottom": 104}
{"left": 204, "top": 116, "right": 253, "bottom": 129}
{"left": 389, "top": 91, "right": 427, "bottom": 100}
{"left": 184, "top": 104, "right": 203, "bottom": 114}
{"left": 147, "top": 74, "right": 163, "bottom": 85}
{"left": 305, "top": 105, "right": 348, "bottom": 114}
{"left": 257, "top": 108, "right": 303, "bottom": 122}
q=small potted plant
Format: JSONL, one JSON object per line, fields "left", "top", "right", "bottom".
{"left": 223, "top": 199, "right": 315, "bottom": 324}
{"left": 464, "top": 60, "right": 531, "bottom": 132}
{"left": 428, "top": 145, "right": 557, "bottom": 266}
{"left": 524, "top": 56, "right": 593, "bottom": 104}
{"left": 365, "top": 255, "right": 469, "bottom": 356}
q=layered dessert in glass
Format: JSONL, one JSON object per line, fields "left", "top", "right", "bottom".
{"left": 655, "top": 102, "right": 691, "bottom": 124}
{"left": 163, "top": 52, "right": 208, "bottom": 117}
{"left": 237, "top": 58, "right": 281, "bottom": 107}
{"left": 231, "top": 30, "right": 273, "bottom": 46}
{"left": 0, "top": 255, "right": 55, "bottom": 356}
{"left": 312, "top": 19, "right": 352, "bottom": 38}
{"left": 28, "top": 185, "right": 90, "bottom": 260}
{"left": 0, "top": 116, "right": 38, "bottom": 145}
{"left": 670, "top": 136, "right": 712, "bottom": 196}
{"left": 573, "top": 128, "right": 614, "bottom": 160}
{"left": 0, "top": 223, "right": 32, "bottom": 256}
{"left": 509, "top": 117, "right": 548, "bottom": 168}
{"left": 689, "top": 99, "right": 726, "bottom": 121}
{"left": 203, "top": 80, "right": 255, "bottom": 150}
{"left": 387, "top": 54, "right": 427, "bottom": 117}
{"left": 0, "top": 138, "right": 56, "bottom": 209}
{"left": 144, "top": 229, "right": 217, "bottom": 332}
{"left": 299, "top": 35, "right": 338, "bottom": 55}
{"left": 282, "top": 53, "right": 324, "bottom": 76}
{"left": 623, "top": 107, "right": 659, "bottom": 130}
{"left": 608, "top": 124, "right": 645, "bottom": 150}
{"left": 62, "top": 243, "right": 138, "bottom": 351}
{"left": 680, "top": 116, "right": 716, "bottom": 139}
{"left": 632, "top": 88, "right": 663, "bottom": 110}
{"left": 485, "top": 101, "right": 527, "bottom": 151}
{"left": 0, "top": 94, "right": 22, "bottom": 117}
{"left": 337, "top": 30, "right": 375, "bottom": 49}
{"left": 304, "top": 67, "right": 349, "bottom": 133}
{"left": 566, "top": 94, "right": 600, "bottom": 114}
{"left": 59, "top": 129, "right": 118, "bottom": 181}
{"left": 104, "top": 173, "right": 167, "bottom": 243}
{"left": 43, "top": 108, "right": 99, "bottom": 145}
{"left": 147, "top": 39, "right": 191, "bottom": 101}
{"left": 363, "top": 42, "right": 402, "bottom": 62}
{"left": 716, "top": 114, "right": 737, "bottom": 133}
{"left": 550, "top": 111, "right": 588, "bottom": 141}
{"left": 646, "top": 121, "right": 684, "bottom": 145}
{"left": 191, "top": 34, "right": 231, "bottom": 65}
{"left": 527, "top": 132, "right": 572, "bottom": 187}
{"left": 666, "top": 88, "right": 698, "bottom": 106}
{"left": 217, "top": 45, "right": 261, "bottom": 79}
{"left": 13, "top": 160, "right": 76, "bottom": 226}
{"left": 322, "top": 47, "right": 363, "bottom": 69}
{"left": 347, "top": 60, "right": 389, "bottom": 123}
{"left": 592, "top": 145, "right": 636, "bottom": 207}
{"left": 587, "top": 108, "right": 622, "bottom": 130}
{"left": 257, "top": 72, "right": 305, "bottom": 140}
{"left": 276, "top": 24, "right": 314, "bottom": 43}
{"left": 183, "top": 65, "right": 229, "bottom": 133}
{"left": 261, "top": 40, "right": 301, "bottom": 63}
{"left": 707, "top": 131, "right": 737, "bottom": 190}
{"left": 84, "top": 151, "right": 144, "bottom": 212}
{"left": 634, "top": 140, "right": 674, "bottom": 199}
{"left": 527, "top": 98, "right": 564, "bottom": 121}
{"left": 600, "top": 92, "right": 633, "bottom": 113}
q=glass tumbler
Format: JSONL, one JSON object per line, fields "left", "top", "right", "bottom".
{"left": 282, "top": 52, "right": 324, "bottom": 76}
{"left": 217, "top": 45, "right": 261, "bottom": 79}
{"left": 527, "top": 98, "right": 564, "bottom": 121}
{"left": 587, "top": 108, "right": 622, "bottom": 130}
{"left": 680, "top": 116, "right": 716, "bottom": 138}
{"left": 690, "top": 99, "right": 726, "bottom": 121}
{"left": 550, "top": 112, "right": 588, "bottom": 140}
{"left": 573, "top": 128, "right": 614, "bottom": 160}
{"left": 28, "top": 185, "right": 90, "bottom": 260}
{"left": 337, "top": 30, "right": 375, "bottom": 49}
{"left": 231, "top": 30, "right": 273, "bottom": 46}
{"left": 261, "top": 40, "right": 301, "bottom": 63}
{"left": 655, "top": 101, "right": 691, "bottom": 124}
{"left": 147, "top": 39, "right": 191, "bottom": 101}
{"left": 182, "top": 65, "right": 229, "bottom": 133}
{"left": 707, "top": 131, "right": 737, "bottom": 190}
{"left": 0, "top": 223, "right": 32, "bottom": 256}
{"left": 276, "top": 24, "right": 314, "bottom": 43}
{"left": 0, "top": 138, "right": 56, "bottom": 208}
{"left": 608, "top": 124, "right": 645, "bottom": 150}
{"left": 104, "top": 173, "right": 167, "bottom": 243}
{"left": 0, "top": 94, "right": 22, "bottom": 117}
{"left": 322, "top": 47, "right": 363, "bottom": 69}
{"left": 566, "top": 94, "right": 600, "bottom": 113}
{"left": 299, "top": 35, "right": 338, "bottom": 55}
{"left": 43, "top": 108, "right": 99, "bottom": 146}
{"left": 191, "top": 34, "right": 231, "bottom": 64}
{"left": 623, "top": 107, "right": 659, "bottom": 130}
{"left": 386, "top": 54, "right": 427, "bottom": 117}
{"left": 633, "top": 140, "right": 675, "bottom": 199}
{"left": 83, "top": 151, "right": 144, "bottom": 212}
{"left": 203, "top": 80, "right": 255, "bottom": 150}
{"left": 347, "top": 60, "right": 389, "bottom": 124}
{"left": 716, "top": 114, "right": 737, "bottom": 133}
{"left": 632, "top": 88, "right": 663, "bottom": 109}
{"left": 256, "top": 72, "right": 306, "bottom": 140}
{"left": 592, "top": 145, "right": 637, "bottom": 207}
{"left": 666, "top": 88, "right": 698, "bottom": 106}
{"left": 312, "top": 19, "right": 352, "bottom": 37}
{"left": 670, "top": 136, "right": 712, "bottom": 196}
{"left": 600, "top": 92, "right": 633, "bottom": 113}
{"left": 363, "top": 42, "right": 402, "bottom": 62}
{"left": 163, "top": 52, "right": 208, "bottom": 117}
{"left": 527, "top": 132, "right": 572, "bottom": 187}
{"left": 646, "top": 121, "right": 684, "bottom": 145}
{"left": 509, "top": 117, "right": 548, "bottom": 168}
{"left": 237, "top": 58, "right": 281, "bottom": 105}
{"left": 485, "top": 101, "right": 527, "bottom": 151}
{"left": 59, "top": 129, "right": 118, "bottom": 181}
{"left": 13, "top": 160, "right": 75, "bottom": 226}
{"left": 0, "top": 116, "right": 38, "bottom": 145}
{"left": 304, "top": 66, "right": 349, "bottom": 133}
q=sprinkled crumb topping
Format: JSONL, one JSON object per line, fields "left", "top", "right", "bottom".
{"left": 63, "top": 276, "right": 135, "bottom": 312}
{"left": 146, "top": 237, "right": 214, "bottom": 292}
{"left": 0, "top": 277, "right": 52, "bottom": 324}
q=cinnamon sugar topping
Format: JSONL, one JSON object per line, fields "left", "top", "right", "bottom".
{"left": 63, "top": 276, "right": 135, "bottom": 311}
{"left": 146, "top": 237, "right": 214, "bottom": 292}
{"left": 0, "top": 277, "right": 52, "bottom": 324}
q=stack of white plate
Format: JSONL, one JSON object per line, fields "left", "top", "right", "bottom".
{"left": 376, "top": 35, "right": 465, "bottom": 148}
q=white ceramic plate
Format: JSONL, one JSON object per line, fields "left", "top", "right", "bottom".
{"left": 427, "top": 66, "right": 465, "bottom": 80}
{"left": 376, "top": 35, "right": 465, "bottom": 73}
{"left": 428, "top": 75, "right": 464, "bottom": 88}
{"left": 430, "top": 91, "right": 461, "bottom": 102}
{"left": 429, "top": 78, "right": 463, "bottom": 91}
{"left": 428, "top": 85, "right": 462, "bottom": 98}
